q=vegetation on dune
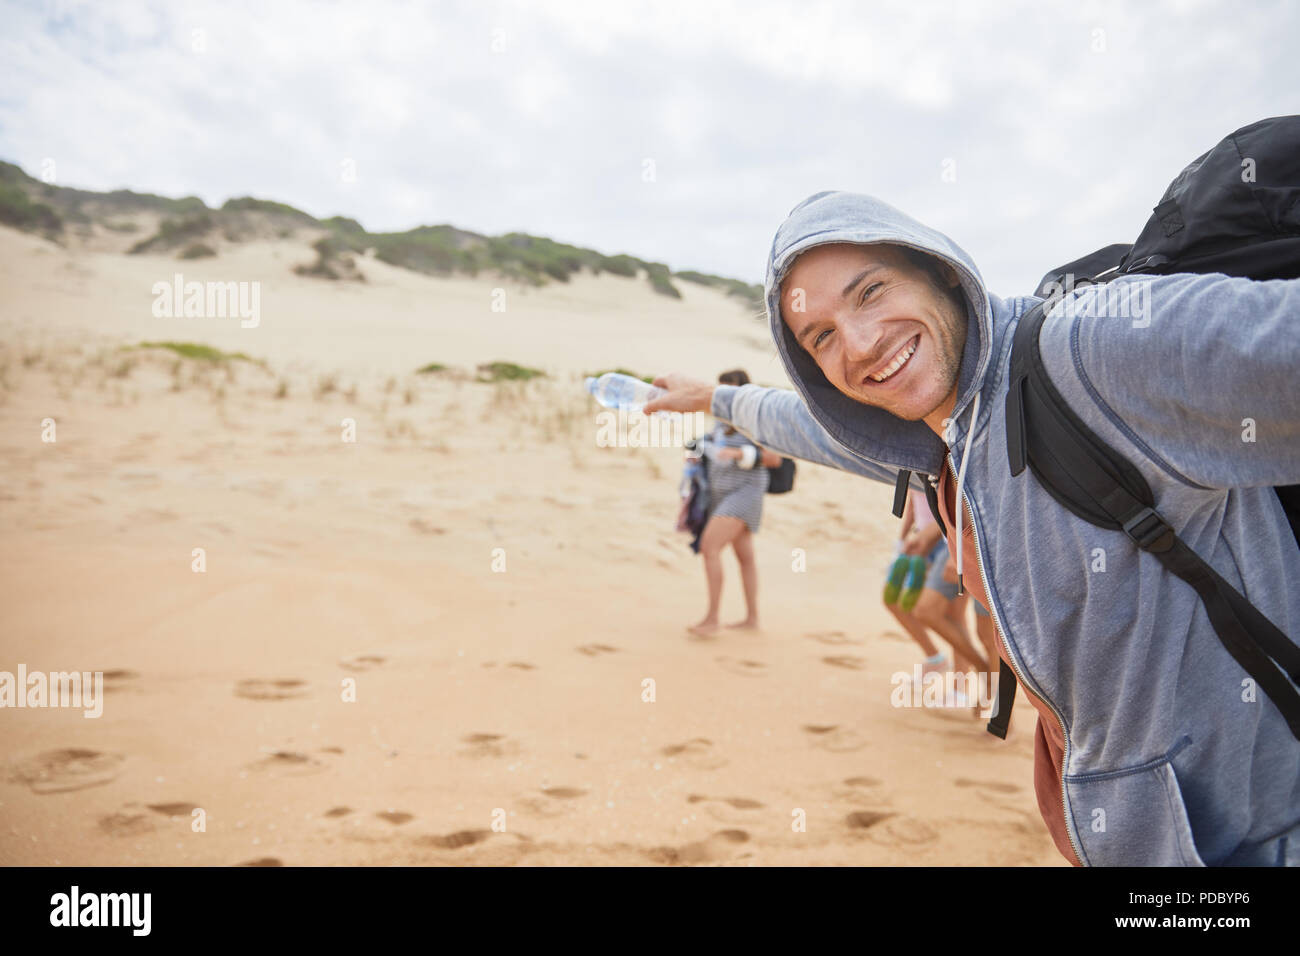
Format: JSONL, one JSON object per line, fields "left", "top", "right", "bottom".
{"left": 178, "top": 242, "right": 216, "bottom": 259}
{"left": 130, "top": 341, "right": 255, "bottom": 363}
{"left": 416, "top": 362, "right": 449, "bottom": 374}
{"left": 0, "top": 180, "right": 62, "bottom": 234}
{"left": 586, "top": 368, "right": 655, "bottom": 384}
{"left": 128, "top": 212, "right": 214, "bottom": 254}
{"left": 294, "top": 235, "right": 364, "bottom": 281}
{"left": 0, "top": 157, "right": 764, "bottom": 312}
{"left": 330, "top": 222, "right": 690, "bottom": 298}
{"left": 324, "top": 215, "right": 365, "bottom": 234}
{"left": 674, "top": 270, "right": 765, "bottom": 311}
{"left": 476, "top": 361, "right": 546, "bottom": 382}
{"left": 221, "top": 196, "right": 318, "bottom": 222}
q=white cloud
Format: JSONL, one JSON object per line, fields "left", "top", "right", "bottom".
{"left": 1, "top": 0, "right": 1296, "bottom": 294}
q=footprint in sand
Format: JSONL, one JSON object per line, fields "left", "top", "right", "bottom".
{"left": 237, "top": 857, "right": 284, "bottom": 867}
{"left": 686, "top": 794, "right": 765, "bottom": 822}
{"left": 234, "top": 678, "right": 308, "bottom": 701}
{"left": 340, "top": 655, "right": 386, "bottom": 672}
{"left": 520, "top": 786, "right": 588, "bottom": 818}
{"left": 100, "top": 669, "right": 140, "bottom": 690}
{"left": 801, "top": 724, "right": 869, "bottom": 753}
{"left": 576, "top": 644, "right": 619, "bottom": 657}
{"left": 413, "top": 829, "right": 493, "bottom": 850}
{"left": 459, "top": 732, "right": 521, "bottom": 759}
{"left": 376, "top": 810, "right": 414, "bottom": 825}
{"left": 686, "top": 794, "right": 765, "bottom": 809}
{"left": 247, "top": 749, "right": 326, "bottom": 776}
{"left": 324, "top": 806, "right": 354, "bottom": 818}
{"left": 804, "top": 630, "right": 863, "bottom": 646}
{"left": 9, "top": 748, "right": 124, "bottom": 794}
{"left": 660, "top": 738, "right": 728, "bottom": 771}
{"left": 832, "top": 777, "right": 889, "bottom": 801}
{"left": 802, "top": 724, "right": 838, "bottom": 735}
{"left": 99, "top": 812, "right": 155, "bottom": 836}
{"left": 645, "top": 829, "right": 751, "bottom": 865}
{"left": 846, "top": 810, "right": 895, "bottom": 830}
{"left": 843, "top": 776, "right": 882, "bottom": 789}
{"left": 862, "top": 814, "right": 939, "bottom": 848}
{"left": 954, "top": 778, "right": 1021, "bottom": 794}
{"left": 714, "top": 656, "right": 767, "bottom": 677}
{"left": 821, "top": 655, "right": 868, "bottom": 670}
{"left": 541, "top": 786, "right": 587, "bottom": 799}
{"left": 99, "top": 802, "right": 199, "bottom": 836}
{"left": 506, "top": 661, "right": 537, "bottom": 670}
{"left": 409, "top": 518, "right": 447, "bottom": 535}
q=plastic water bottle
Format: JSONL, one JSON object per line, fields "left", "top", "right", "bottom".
{"left": 584, "top": 372, "right": 664, "bottom": 412}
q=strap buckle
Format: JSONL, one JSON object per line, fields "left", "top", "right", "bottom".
{"left": 1122, "top": 507, "right": 1172, "bottom": 551}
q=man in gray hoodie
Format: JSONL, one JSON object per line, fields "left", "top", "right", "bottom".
{"left": 644, "top": 191, "right": 1300, "bottom": 866}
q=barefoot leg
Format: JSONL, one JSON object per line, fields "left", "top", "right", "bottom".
{"left": 726, "top": 526, "right": 760, "bottom": 629}
{"left": 885, "top": 602, "right": 941, "bottom": 658}
{"left": 689, "top": 515, "right": 745, "bottom": 637}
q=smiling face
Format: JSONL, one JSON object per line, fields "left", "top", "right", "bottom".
{"left": 779, "top": 242, "right": 968, "bottom": 437}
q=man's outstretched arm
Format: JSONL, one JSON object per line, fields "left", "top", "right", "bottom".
{"left": 646, "top": 373, "right": 906, "bottom": 486}
{"left": 1041, "top": 273, "right": 1300, "bottom": 490}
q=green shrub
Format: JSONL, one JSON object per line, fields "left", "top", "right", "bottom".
{"left": 131, "top": 341, "right": 253, "bottom": 362}
{"left": 221, "top": 196, "right": 316, "bottom": 221}
{"left": 674, "top": 270, "right": 764, "bottom": 310}
{"left": 129, "top": 212, "right": 213, "bottom": 253}
{"left": 0, "top": 182, "right": 62, "bottom": 233}
{"left": 586, "top": 368, "right": 654, "bottom": 384}
{"left": 476, "top": 361, "right": 545, "bottom": 382}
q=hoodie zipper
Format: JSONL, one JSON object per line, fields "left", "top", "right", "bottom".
{"left": 945, "top": 452, "right": 1085, "bottom": 868}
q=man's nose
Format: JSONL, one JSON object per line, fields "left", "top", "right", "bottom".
{"left": 839, "top": 315, "right": 885, "bottom": 366}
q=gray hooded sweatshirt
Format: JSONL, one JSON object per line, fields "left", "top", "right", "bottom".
{"left": 710, "top": 190, "right": 1300, "bottom": 866}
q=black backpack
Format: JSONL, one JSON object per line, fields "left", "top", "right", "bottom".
{"left": 990, "top": 115, "right": 1300, "bottom": 741}
{"left": 766, "top": 456, "right": 796, "bottom": 494}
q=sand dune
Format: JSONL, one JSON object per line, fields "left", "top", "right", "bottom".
{"left": 0, "top": 225, "right": 1062, "bottom": 865}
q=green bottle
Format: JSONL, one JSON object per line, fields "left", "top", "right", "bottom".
{"left": 883, "top": 554, "right": 909, "bottom": 605}
{"left": 898, "top": 556, "right": 928, "bottom": 612}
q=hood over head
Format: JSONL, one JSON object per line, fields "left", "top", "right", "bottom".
{"left": 763, "top": 190, "right": 994, "bottom": 477}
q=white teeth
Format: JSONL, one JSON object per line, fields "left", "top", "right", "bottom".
{"left": 869, "top": 338, "right": 917, "bottom": 382}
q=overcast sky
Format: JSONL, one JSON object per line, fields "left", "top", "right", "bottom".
{"left": 3, "top": 0, "right": 1297, "bottom": 293}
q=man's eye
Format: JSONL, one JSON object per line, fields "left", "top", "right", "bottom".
{"left": 860, "top": 282, "right": 883, "bottom": 305}
{"left": 813, "top": 328, "right": 831, "bottom": 349}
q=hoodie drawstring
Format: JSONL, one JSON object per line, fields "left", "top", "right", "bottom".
{"left": 953, "top": 390, "right": 980, "bottom": 596}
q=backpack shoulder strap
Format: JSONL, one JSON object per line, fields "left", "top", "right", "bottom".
{"left": 1006, "top": 299, "right": 1300, "bottom": 740}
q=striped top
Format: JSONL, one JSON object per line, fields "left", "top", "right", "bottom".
{"left": 702, "top": 423, "right": 768, "bottom": 533}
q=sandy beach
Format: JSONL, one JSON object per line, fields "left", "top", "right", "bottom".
{"left": 0, "top": 224, "right": 1063, "bottom": 866}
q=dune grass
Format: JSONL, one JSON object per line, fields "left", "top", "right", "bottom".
{"left": 0, "top": 181, "right": 62, "bottom": 234}
{"left": 128, "top": 212, "right": 214, "bottom": 254}
{"left": 131, "top": 341, "right": 255, "bottom": 363}
{"left": 476, "top": 361, "right": 545, "bottom": 383}
{"left": 586, "top": 367, "right": 654, "bottom": 384}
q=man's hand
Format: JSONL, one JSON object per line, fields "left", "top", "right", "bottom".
{"left": 716, "top": 447, "right": 743, "bottom": 461}
{"left": 643, "top": 373, "right": 715, "bottom": 415}
{"left": 903, "top": 524, "right": 943, "bottom": 556}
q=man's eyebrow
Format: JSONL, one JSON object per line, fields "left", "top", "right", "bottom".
{"left": 841, "top": 265, "right": 882, "bottom": 299}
